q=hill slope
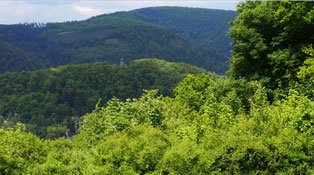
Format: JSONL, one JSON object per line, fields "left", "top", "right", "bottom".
{"left": 105, "top": 6, "right": 237, "bottom": 58}
{"left": 0, "top": 41, "right": 41, "bottom": 72}
{"left": 40, "top": 17, "right": 227, "bottom": 72}
{"left": 0, "top": 7, "right": 235, "bottom": 74}
{"left": 0, "top": 59, "right": 205, "bottom": 138}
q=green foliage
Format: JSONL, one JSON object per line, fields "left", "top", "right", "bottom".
{"left": 196, "top": 90, "right": 312, "bottom": 174}
{"left": 75, "top": 74, "right": 312, "bottom": 174}
{"left": 45, "top": 125, "right": 67, "bottom": 139}
{"left": 228, "top": 1, "right": 314, "bottom": 92}
{"left": 174, "top": 73, "right": 213, "bottom": 111}
{"left": 160, "top": 138, "right": 209, "bottom": 174}
{"left": 76, "top": 90, "right": 165, "bottom": 147}
{"left": 298, "top": 46, "right": 314, "bottom": 80}
{"left": 0, "top": 123, "right": 47, "bottom": 174}
{"left": 32, "top": 138, "right": 89, "bottom": 175}
{"left": 0, "top": 59, "right": 204, "bottom": 138}
{"left": 1, "top": 75, "right": 313, "bottom": 174}
{"left": 296, "top": 45, "right": 314, "bottom": 99}
{"left": 90, "top": 125, "right": 169, "bottom": 174}
{"left": 174, "top": 73, "right": 265, "bottom": 115}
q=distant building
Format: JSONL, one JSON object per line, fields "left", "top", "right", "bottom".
{"left": 120, "top": 57, "right": 125, "bottom": 67}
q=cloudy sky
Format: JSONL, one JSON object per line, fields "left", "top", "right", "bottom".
{"left": 0, "top": 0, "right": 244, "bottom": 24}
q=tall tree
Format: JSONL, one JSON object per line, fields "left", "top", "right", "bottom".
{"left": 228, "top": 1, "right": 314, "bottom": 90}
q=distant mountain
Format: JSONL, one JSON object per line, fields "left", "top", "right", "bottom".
{"left": 104, "top": 6, "right": 237, "bottom": 58}
{"left": 41, "top": 17, "right": 228, "bottom": 72}
{"left": 0, "top": 59, "right": 205, "bottom": 138}
{"left": 0, "top": 7, "right": 236, "bottom": 74}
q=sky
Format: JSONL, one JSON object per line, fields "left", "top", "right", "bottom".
{"left": 0, "top": 0, "right": 244, "bottom": 24}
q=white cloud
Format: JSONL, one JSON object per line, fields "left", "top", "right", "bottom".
{"left": 73, "top": 4, "right": 104, "bottom": 16}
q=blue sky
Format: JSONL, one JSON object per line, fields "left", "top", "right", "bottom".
{"left": 0, "top": 0, "right": 244, "bottom": 24}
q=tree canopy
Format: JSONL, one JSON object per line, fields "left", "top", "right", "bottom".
{"left": 228, "top": 1, "right": 314, "bottom": 92}
{"left": 0, "top": 59, "right": 204, "bottom": 139}
{"left": 1, "top": 73, "right": 313, "bottom": 174}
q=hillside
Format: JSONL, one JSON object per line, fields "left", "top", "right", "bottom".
{"left": 105, "top": 6, "right": 237, "bottom": 58}
{"left": 0, "top": 7, "right": 235, "bottom": 74}
{"left": 0, "top": 41, "right": 41, "bottom": 72}
{"left": 40, "top": 17, "right": 227, "bottom": 72}
{"left": 0, "top": 59, "right": 205, "bottom": 138}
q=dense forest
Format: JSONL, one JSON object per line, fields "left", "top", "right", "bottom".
{"left": 0, "top": 59, "right": 205, "bottom": 138}
{"left": 0, "top": 7, "right": 235, "bottom": 74}
{"left": 104, "top": 6, "right": 237, "bottom": 58}
{"left": 0, "top": 1, "right": 313, "bottom": 174}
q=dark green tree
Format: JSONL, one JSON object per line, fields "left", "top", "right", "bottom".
{"left": 228, "top": 1, "right": 314, "bottom": 90}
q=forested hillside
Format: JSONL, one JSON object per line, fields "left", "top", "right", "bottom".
{"left": 0, "top": 59, "right": 205, "bottom": 138}
{"left": 0, "top": 7, "right": 235, "bottom": 74}
{"left": 0, "top": 1, "right": 313, "bottom": 174}
{"left": 0, "top": 41, "right": 41, "bottom": 72}
{"left": 105, "top": 6, "right": 237, "bottom": 58}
